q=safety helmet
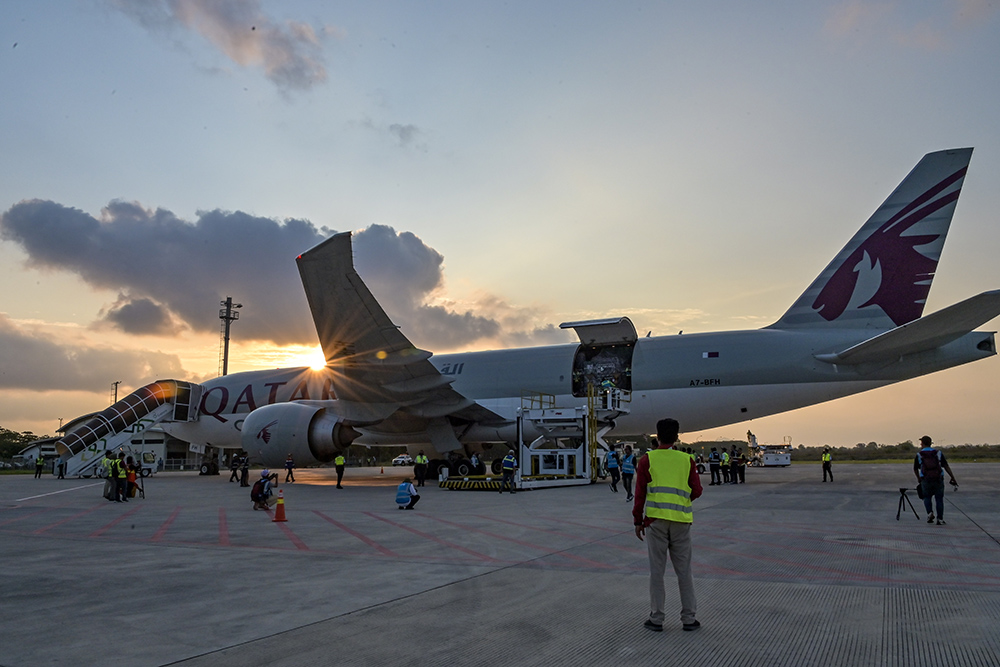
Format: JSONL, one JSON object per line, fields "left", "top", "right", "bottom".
{"left": 261, "top": 469, "right": 270, "bottom": 477}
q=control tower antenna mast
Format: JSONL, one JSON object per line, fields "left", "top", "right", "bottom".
{"left": 218, "top": 297, "right": 242, "bottom": 376}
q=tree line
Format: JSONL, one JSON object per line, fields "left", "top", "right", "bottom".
{"left": 0, "top": 427, "right": 50, "bottom": 460}
{"left": 685, "top": 439, "right": 1000, "bottom": 462}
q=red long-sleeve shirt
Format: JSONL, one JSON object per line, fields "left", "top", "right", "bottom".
{"left": 631, "top": 445, "right": 703, "bottom": 527}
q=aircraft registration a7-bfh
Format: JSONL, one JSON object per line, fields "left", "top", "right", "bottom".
{"left": 57, "top": 148, "right": 1000, "bottom": 477}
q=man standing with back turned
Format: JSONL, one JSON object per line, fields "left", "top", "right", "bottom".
{"left": 914, "top": 435, "right": 957, "bottom": 525}
{"left": 633, "top": 418, "right": 702, "bottom": 632}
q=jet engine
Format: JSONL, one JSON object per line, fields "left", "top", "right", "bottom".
{"left": 241, "top": 402, "right": 361, "bottom": 468}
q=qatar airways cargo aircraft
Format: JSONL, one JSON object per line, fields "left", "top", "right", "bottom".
{"left": 56, "top": 148, "right": 1000, "bottom": 477}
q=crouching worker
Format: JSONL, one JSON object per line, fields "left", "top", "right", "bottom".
{"left": 396, "top": 477, "right": 420, "bottom": 510}
{"left": 251, "top": 469, "right": 278, "bottom": 510}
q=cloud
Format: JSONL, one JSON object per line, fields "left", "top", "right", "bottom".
{"left": 1, "top": 200, "right": 564, "bottom": 352}
{"left": 823, "top": 1, "right": 998, "bottom": 50}
{"left": 97, "top": 294, "right": 185, "bottom": 335}
{"left": 0, "top": 313, "right": 189, "bottom": 392}
{"left": 357, "top": 117, "right": 429, "bottom": 150}
{"left": 108, "top": 0, "right": 332, "bottom": 92}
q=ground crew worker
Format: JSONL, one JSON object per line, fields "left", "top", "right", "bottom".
{"left": 335, "top": 454, "right": 346, "bottom": 488}
{"left": 621, "top": 445, "right": 636, "bottom": 502}
{"left": 34, "top": 454, "right": 44, "bottom": 479}
{"left": 708, "top": 447, "right": 721, "bottom": 486}
{"left": 633, "top": 418, "right": 702, "bottom": 632}
{"left": 115, "top": 452, "right": 128, "bottom": 502}
{"left": 396, "top": 477, "right": 420, "bottom": 510}
{"left": 720, "top": 449, "right": 730, "bottom": 483}
{"left": 284, "top": 454, "right": 295, "bottom": 483}
{"left": 499, "top": 449, "right": 517, "bottom": 494}
{"left": 606, "top": 445, "right": 621, "bottom": 493}
{"left": 228, "top": 454, "right": 240, "bottom": 483}
{"left": 414, "top": 451, "right": 429, "bottom": 487}
{"left": 239, "top": 452, "right": 250, "bottom": 487}
{"left": 822, "top": 447, "right": 833, "bottom": 482}
{"left": 102, "top": 451, "right": 115, "bottom": 500}
{"left": 729, "top": 447, "right": 739, "bottom": 484}
{"left": 736, "top": 448, "right": 747, "bottom": 483}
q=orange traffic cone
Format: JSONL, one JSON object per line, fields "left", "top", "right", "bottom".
{"left": 272, "top": 489, "right": 287, "bottom": 522}
{"left": 380, "top": 466, "right": 384, "bottom": 474}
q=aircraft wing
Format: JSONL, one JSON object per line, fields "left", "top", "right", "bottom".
{"left": 296, "top": 233, "right": 505, "bottom": 429}
{"left": 815, "top": 290, "right": 1000, "bottom": 365}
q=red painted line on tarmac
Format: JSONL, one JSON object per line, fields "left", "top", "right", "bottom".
{"left": 364, "top": 511, "right": 501, "bottom": 563}
{"left": 426, "top": 514, "right": 616, "bottom": 570}
{"left": 218, "top": 508, "right": 230, "bottom": 547}
{"left": 89, "top": 505, "right": 142, "bottom": 538}
{"left": 0, "top": 506, "right": 64, "bottom": 528}
{"left": 34, "top": 503, "right": 106, "bottom": 534}
{"left": 151, "top": 507, "right": 181, "bottom": 542}
{"left": 314, "top": 510, "right": 399, "bottom": 557}
{"left": 272, "top": 519, "right": 309, "bottom": 551}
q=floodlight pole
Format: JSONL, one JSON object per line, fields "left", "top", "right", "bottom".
{"left": 219, "top": 297, "right": 243, "bottom": 376}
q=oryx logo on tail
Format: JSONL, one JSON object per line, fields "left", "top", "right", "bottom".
{"left": 812, "top": 166, "right": 966, "bottom": 327}
{"left": 770, "top": 148, "right": 973, "bottom": 331}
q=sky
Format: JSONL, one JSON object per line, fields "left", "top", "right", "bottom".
{"left": 1, "top": 0, "right": 999, "bottom": 447}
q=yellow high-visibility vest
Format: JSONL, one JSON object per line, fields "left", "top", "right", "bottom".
{"left": 644, "top": 449, "right": 693, "bottom": 524}
{"left": 334, "top": 456, "right": 345, "bottom": 466}
{"left": 822, "top": 453, "right": 831, "bottom": 462}
{"left": 415, "top": 455, "right": 428, "bottom": 464}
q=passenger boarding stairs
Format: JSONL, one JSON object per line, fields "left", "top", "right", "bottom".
{"left": 56, "top": 380, "right": 201, "bottom": 477}
{"left": 515, "top": 388, "right": 629, "bottom": 489}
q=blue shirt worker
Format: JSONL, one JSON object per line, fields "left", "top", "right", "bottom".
{"left": 913, "top": 435, "right": 957, "bottom": 525}
{"left": 605, "top": 446, "right": 621, "bottom": 493}
{"left": 396, "top": 478, "right": 420, "bottom": 510}
{"left": 621, "top": 445, "right": 637, "bottom": 502}
{"left": 284, "top": 454, "right": 295, "bottom": 483}
{"left": 708, "top": 447, "right": 721, "bottom": 486}
{"left": 499, "top": 449, "right": 518, "bottom": 494}
{"left": 633, "top": 418, "right": 703, "bottom": 633}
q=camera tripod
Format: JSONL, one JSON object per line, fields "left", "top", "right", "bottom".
{"left": 896, "top": 487, "right": 919, "bottom": 520}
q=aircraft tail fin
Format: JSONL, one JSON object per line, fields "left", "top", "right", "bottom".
{"left": 770, "top": 148, "right": 973, "bottom": 330}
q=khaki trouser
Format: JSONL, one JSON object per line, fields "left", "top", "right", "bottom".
{"left": 646, "top": 519, "right": 697, "bottom": 625}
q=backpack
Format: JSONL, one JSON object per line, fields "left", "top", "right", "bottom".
{"left": 919, "top": 449, "right": 942, "bottom": 482}
{"left": 250, "top": 479, "right": 267, "bottom": 502}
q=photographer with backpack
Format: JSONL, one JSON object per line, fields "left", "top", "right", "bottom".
{"left": 251, "top": 469, "right": 278, "bottom": 511}
{"left": 913, "top": 435, "right": 958, "bottom": 525}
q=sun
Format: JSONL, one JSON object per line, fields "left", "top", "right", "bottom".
{"left": 305, "top": 347, "right": 328, "bottom": 370}
{"left": 267, "top": 345, "right": 327, "bottom": 370}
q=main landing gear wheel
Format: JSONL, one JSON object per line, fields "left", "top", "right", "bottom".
{"left": 490, "top": 459, "right": 503, "bottom": 475}
{"left": 452, "top": 459, "right": 473, "bottom": 477}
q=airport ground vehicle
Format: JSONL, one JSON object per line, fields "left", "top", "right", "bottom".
{"left": 392, "top": 454, "right": 413, "bottom": 466}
